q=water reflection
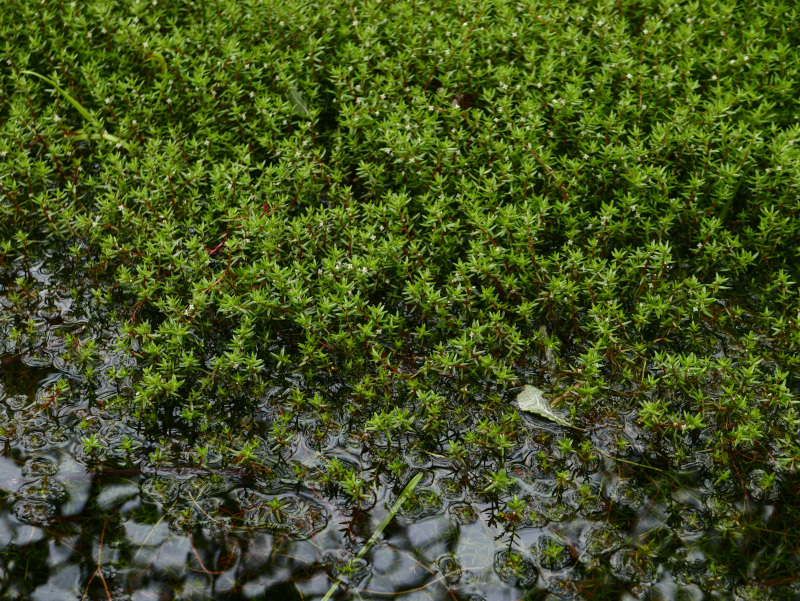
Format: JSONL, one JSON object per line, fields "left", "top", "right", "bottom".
{"left": 2, "top": 256, "right": 799, "bottom": 601}
{"left": 3, "top": 431, "right": 798, "bottom": 600}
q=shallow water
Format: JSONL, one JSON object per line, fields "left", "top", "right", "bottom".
{"left": 1, "top": 255, "right": 799, "bottom": 601}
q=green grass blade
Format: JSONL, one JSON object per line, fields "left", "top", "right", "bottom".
{"left": 71, "top": 131, "right": 132, "bottom": 152}
{"left": 22, "top": 70, "right": 97, "bottom": 125}
{"left": 144, "top": 52, "right": 167, "bottom": 73}
{"left": 321, "top": 472, "right": 423, "bottom": 601}
{"left": 23, "top": 70, "right": 131, "bottom": 151}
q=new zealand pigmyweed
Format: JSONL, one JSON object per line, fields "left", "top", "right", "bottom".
{"left": 2, "top": 0, "right": 800, "bottom": 597}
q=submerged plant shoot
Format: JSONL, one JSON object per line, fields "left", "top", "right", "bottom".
{"left": 1, "top": 0, "right": 799, "bottom": 599}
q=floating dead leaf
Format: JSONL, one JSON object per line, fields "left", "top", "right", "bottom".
{"left": 515, "top": 385, "right": 580, "bottom": 429}
{"left": 288, "top": 88, "right": 309, "bottom": 116}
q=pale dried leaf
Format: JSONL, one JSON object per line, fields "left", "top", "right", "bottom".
{"left": 288, "top": 88, "right": 309, "bottom": 116}
{"left": 516, "top": 385, "right": 576, "bottom": 428}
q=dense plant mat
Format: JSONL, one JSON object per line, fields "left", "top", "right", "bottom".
{"left": 1, "top": 0, "right": 800, "bottom": 599}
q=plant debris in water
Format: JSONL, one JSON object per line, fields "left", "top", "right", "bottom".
{"left": 516, "top": 384, "right": 577, "bottom": 429}
{"left": 1, "top": 0, "right": 800, "bottom": 599}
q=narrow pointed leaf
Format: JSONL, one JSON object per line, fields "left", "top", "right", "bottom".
{"left": 23, "top": 71, "right": 131, "bottom": 151}
{"left": 321, "top": 472, "right": 423, "bottom": 601}
{"left": 22, "top": 70, "right": 97, "bottom": 124}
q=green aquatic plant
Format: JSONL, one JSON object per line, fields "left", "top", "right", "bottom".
{"left": 482, "top": 468, "right": 516, "bottom": 495}
{"left": 1, "top": 0, "right": 800, "bottom": 597}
